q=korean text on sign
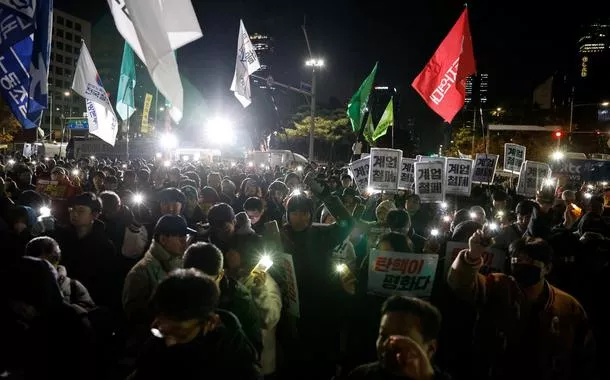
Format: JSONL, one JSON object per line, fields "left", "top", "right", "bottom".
{"left": 445, "top": 158, "right": 473, "bottom": 196}
{"left": 276, "top": 253, "right": 300, "bottom": 318}
{"left": 414, "top": 161, "right": 444, "bottom": 203}
{"left": 368, "top": 250, "right": 439, "bottom": 299}
{"left": 516, "top": 160, "right": 551, "bottom": 197}
{"left": 368, "top": 148, "right": 401, "bottom": 191}
{"left": 472, "top": 153, "right": 498, "bottom": 184}
{"left": 504, "top": 143, "right": 526, "bottom": 174}
{"left": 443, "top": 242, "right": 506, "bottom": 276}
{"left": 399, "top": 158, "right": 416, "bottom": 190}
{"left": 349, "top": 156, "right": 370, "bottom": 195}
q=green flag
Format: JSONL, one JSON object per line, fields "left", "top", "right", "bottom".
{"left": 373, "top": 97, "right": 394, "bottom": 141}
{"left": 116, "top": 42, "right": 136, "bottom": 121}
{"left": 347, "top": 62, "right": 378, "bottom": 132}
{"left": 363, "top": 112, "right": 375, "bottom": 144}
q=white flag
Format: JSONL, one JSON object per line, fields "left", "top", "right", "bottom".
{"left": 71, "top": 42, "right": 119, "bottom": 146}
{"left": 107, "top": 0, "right": 203, "bottom": 123}
{"left": 230, "top": 19, "right": 261, "bottom": 107}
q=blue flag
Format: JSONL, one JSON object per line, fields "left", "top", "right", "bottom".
{"left": 116, "top": 42, "right": 136, "bottom": 121}
{"left": 0, "top": 0, "right": 52, "bottom": 129}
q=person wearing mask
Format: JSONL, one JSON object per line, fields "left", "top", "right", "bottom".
{"left": 347, "top": 296, "right": 448, "bottom": 380}
{"left": 54, "top": 192, "right": 122, "bottom": 313}
{"left": 183, "top": 242, "right": 267, "bottom": 361}
{"left": 25, "top": 236, "right": 96, "bottom": 310}
{"left": 447, "top": 232, "right": 596, "bottom": 380}
{"left": 123, "top": 215, "right": 188, "bottom": 330}
{"left": 128, "top": 269, "right": 261, "bottom": 379}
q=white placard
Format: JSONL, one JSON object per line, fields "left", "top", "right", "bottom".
{"left": 445, "top": 158, "right": 473, "bottom": 196}
{"left": 23, "top": 143, "right": 32, "bottom": 157}
{"left": 399, "top": 158, "right": 416, "bottom": 190}
{"left": 349, "top": 156, "right": 370, "bottom": 194}
{"left": 516, "top": 160, "right": 551, "bottom": 197}
{"left": 504, "top": 143, "right": 526, "bottom": 173}
{"left": 276, "top": 253, "right": 300, "bottom": 318}
{"left": 414, "top": 161, "right": 444, "bottom": 203}
{"left": 368, "top": 148, "right": 401, "bottom": 190}
{"left": 472, "top": 153, "right": 498, "bottom": 184}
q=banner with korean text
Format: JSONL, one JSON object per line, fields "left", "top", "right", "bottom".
{"left": 444, "top": 242, "right": 506, "bottom": 276}
{"left": 276, "top": 253, "right": 300, "bottom": 318}
{"left": 348, "top": 156, "right": 370, "bottom": 194}
{"left": 368, "top": 148, "right": 401, "bottom": 190}
{"left": 414, "top": 161, "right": 444, "bottom": 203}
{"left": 368, "top": 249, "right": 438, "bottom": 298}
{"left": 445, "top": 157, "right": 473, "bottom": 196}
{"left": 140, "top": 93, "right": 153, "bottom": 134}
{"left": 472, "top": 153, "right": 498, "bottom": 184}
{"left": 516, "top": 160, "right": 551, "bottom": 197}
{"left": 399, "top": 158, "right": 416, "bottom": 190}
{"left": 504, "top": 143, "right": 526, "bottom": 173}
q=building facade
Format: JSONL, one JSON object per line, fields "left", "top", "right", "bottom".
{"left": 250, "top": 33, "right": 274, "bottom": 90}
{"left": 465, "top": 73, "right": 488, "bottom": 108}
{"left": 42, "top": 9, "right": 91, "bottom": 138}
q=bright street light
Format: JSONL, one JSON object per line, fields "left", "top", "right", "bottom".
{"left": 205, "top": 117, "right": 235, "bottom": 145}
{"left": 305, "top": 58, "right": 324, "bottom": 67}
{"left": 602, "top": 102, "right": 610, "bottom": 107}
{"left": 496, "top": 107, "right": 502, "bottom": 112}
{"left": 551, "top": 151, "right": 564, "bottom": 161}
{"left": 63, "top": 91, "right": 70, "bottom": 97}
{"left": 160, "top": 133, "right": 178, "bottom": 150}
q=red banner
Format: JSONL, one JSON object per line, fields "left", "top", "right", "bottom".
{"left": 412, "top": 8, "right": 476, "bottom": 123}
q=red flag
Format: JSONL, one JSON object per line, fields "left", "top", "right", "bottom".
{"left": 412, "top": 8, "right": 476, "bottom": 123}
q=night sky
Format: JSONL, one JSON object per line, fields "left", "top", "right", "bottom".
{"left": 55, "top": 0, "right": 608, "bottom": 150}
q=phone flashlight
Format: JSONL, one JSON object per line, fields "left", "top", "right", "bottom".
{"left": 133, "top": 193, "right": 144, "bottom": 204}
{"left": 335, "top": 263, "right": 348, "bottom": 274}
{"left": 430, "top": 228, "right": 439, "bottom": 237}
{"left": 71, "top": 169, "right": 80, "bottom": 176}
{"left": 253, "top": 255, "right": 273, "bottom": 273}
{"left": 39, "top": 206, "right": 51, "bottom": 218}
{"left": 442, "top": 215, "right": 451, "bottom": 223}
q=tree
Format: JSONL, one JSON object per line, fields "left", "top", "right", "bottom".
{"left": 0, "top": 99, "right": 21, "bottom": 144}
{"left": 276, "top": 107, "right": 355, "bottom": 161}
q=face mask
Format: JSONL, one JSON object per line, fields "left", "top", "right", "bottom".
{"left": 511, "top": 263, "right": 542, "bottom": 288}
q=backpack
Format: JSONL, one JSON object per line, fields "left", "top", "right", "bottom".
{"left": 122, "top": 224, "right": 148, "bottom": 258}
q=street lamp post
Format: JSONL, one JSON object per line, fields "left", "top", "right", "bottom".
{"left": 305, "top": 58, "right": 323, "bottom": 161}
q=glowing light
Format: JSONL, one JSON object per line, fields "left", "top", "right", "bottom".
{"left": 260, "top": 163, "right": 265, "bottom": 168}
{"left": 182, "top": 155, "right": 190, "bottom": 161}
{"left": 31, "top": 161, "right": 36, "bottom": 165}
{"left": 291, "top": 189, "right": 302, "bottom": 196}
{"left": 585, "top": 192, "right": 593, "bottom": 199}
{"left": 44, "top": 157, "right": 50, "bottom": 161}
{"left": 470, "top": 212, "right": 477, "bottom": 219}
{"left": 205, "top": 117, "right": 235, "bottom": 145}
{"left": 39, "top": 206, "right": 51, "bottom": 217}
{"left": 335, "top": 263, "right": 348, "bottom": 274}
{"left": 160, "top": 133, "right": 178, "bottom": 150}
{"left": 551, "top": 151, "right": 564, "bottom": 160}
{"left": 122, "top": 164, "right": 127, "bottom": 169}
{"left": 497, "top": 211, "right": 505, "bottom": 217}
{"left": 90, "top": 155, "right": 95, "bottom": 160}
{"left": 543, "top": 178, "right": 555, "bottom": 187}
{"left": 442, "top": 215, "right": 452, "bottom": 223}
{"left": 71, "top": 169, "right": 80, "bottom": 176}
{"left": 440, "top": 201, "right": 448, "bottom": 209}
{"left": 133, "top": 193, "right": 144, "bottom": 204}
{"left": 603, "top": 181, "right": 609, "bottom": 186}
{"left": 163, "top": 160, "right": 171, "bottom": 167}
{"left": 367, "top": 186, "right": 381, "bottom": 195}
{"left": 587, "top": 184, "right": 594, "bottom": 190}
{"left": 248, "top": 161, "right": 254, "bottom": 167}
{"left": 430, "top": 228, "right": 439, "bottom": 237}
{"left": 231, "top": 162, "right": 236, "bottom": 167}
{"left": 155, "top": 152, "right": 162, "bottom": 158}
{"left": 256, "top": 255, "right": 273, "bottom": 272}
{"left": 296, "top": 165, "right": 303, "bottom": 172}
{"left": 8, "top": 159, "right": 15, "bottom": 165}
{"left": 193, "top": 153, "right": 200, "bottom": 161}
{"left": 488, "top": 222, "right": 499, "bottom": 231}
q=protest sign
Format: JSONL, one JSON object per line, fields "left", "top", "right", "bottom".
{"left": 472, "top": 153, "right": 498, "bottom": 184}
{"left": 504, "top": 143, "right": 526, "bottom": 173}
{"left": 399, "top": 158, "right": 416, "bottom": 190}
{"left": 414, "top": 161, "right": 444, "bottom": 203}
{"left": 368, "top": 249, "right": 439, "bottom": 298}
{"left": 349, "top": 156, "right": 370, "bottom": 194}
{"left": 368, "top": 148, "right": 401, "bottom": 190}
{"left": 276, "top": 253, "right": 300, "bottom": 318}
{"left": 35, "top": 179, "right": 69, "bottom": 200}
{"left": 516, "top": 160, "right": 551, "bottom": 197}
{"left": 445, "top": 158, "right": 473, "bottom": 196}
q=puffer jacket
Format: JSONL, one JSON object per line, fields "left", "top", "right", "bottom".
{"left": 57, "top": 265, "right": 96, "bottom": 310}
{"left": 448, "top": 250, "right": 597, "bottom": 380}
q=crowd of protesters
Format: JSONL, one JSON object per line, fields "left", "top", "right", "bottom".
{"left": 0, "top": 151, "right": 608, "bottom": 380}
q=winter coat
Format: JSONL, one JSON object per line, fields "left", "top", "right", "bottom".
{"left": 122, "top": 241, "right": 182, "bottom": 327}
{"left": 55, "top": 220, "right": 122, "bottom": 313}
{"left": 447, "top": 250, "right": 597, "bottom": 380}
{"left": 250, "top": 274, "right": 282, "bottom": 375}
{"left": 128, "top": 309, "right": 261, "bottom": 380}
{"left": 57, "top": 265, "right": 96, "bottom": 310}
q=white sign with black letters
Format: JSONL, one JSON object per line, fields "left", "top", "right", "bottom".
{"left": 414, "top": 161, "right": 444, "bottom": 203}
{"left": 445, "top": 158, "right": 473, "bottom": 196}
{"left": 368, "top": 148, "right": 401, "bottom": 190}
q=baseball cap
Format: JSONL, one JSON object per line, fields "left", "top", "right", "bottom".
{"left": 207, "top": 203, "right": 235, "bottom": 228}
{"left": 69, "top": 192, "right": 102, "bottom": 213}
{"left": 154, "top": 214, "right": 196, "bottom": 238}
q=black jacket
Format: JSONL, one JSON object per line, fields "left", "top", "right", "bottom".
{"left": 129, "top": 309, "right": 261, "bottom": 380}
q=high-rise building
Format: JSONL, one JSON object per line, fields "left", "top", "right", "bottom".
{"left": 250, "top": 33, "right": 274, "bottom": 90}
{"left": 43, "top": 9, "right": 91, "bottom": 137}
{"left": 464, "top": 73, "right": 488, "bottom": 108}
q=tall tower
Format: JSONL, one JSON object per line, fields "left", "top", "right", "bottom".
{"left": 464, "top": 73, "right": 488, "bottom": 108}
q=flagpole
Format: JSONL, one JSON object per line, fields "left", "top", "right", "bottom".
{"left": 126, "top": 118, "right": 130, "bottom": 161}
